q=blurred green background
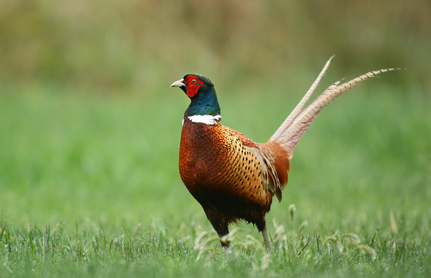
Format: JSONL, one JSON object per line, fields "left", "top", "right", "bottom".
{"left": 1, "top": 0, "right": 430, "bottom": 229}
{"left": 1, "top": 0, "right": 430, "bottom": 94}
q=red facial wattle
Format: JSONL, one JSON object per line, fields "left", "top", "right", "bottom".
{"left": 185, "top": 75, "right": 203, "bottom": 98}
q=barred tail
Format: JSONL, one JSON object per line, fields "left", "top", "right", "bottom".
{"left": 269, "top": 57, "right": 400, "bottom": 158}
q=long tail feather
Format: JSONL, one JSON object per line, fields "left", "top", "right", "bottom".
{"left": 270, "top": 56, "right": 335, "bottom": 141}
{"left": 270, "top": 59, "right": 399, "bottom": 158}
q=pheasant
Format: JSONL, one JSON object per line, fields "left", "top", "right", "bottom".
{"left": 171, "top": 57, "right": 397, "bottom": 252}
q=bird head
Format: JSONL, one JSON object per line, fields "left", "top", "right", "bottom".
{"left": 170, "top": 74, "right": 214, "bottom": 98}
{"left": 171, "top": 74, "right": 220, "bottom": 117}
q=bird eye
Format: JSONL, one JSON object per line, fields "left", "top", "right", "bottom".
{"left": 191, "top": 79, "right": 197, "bottom": 84}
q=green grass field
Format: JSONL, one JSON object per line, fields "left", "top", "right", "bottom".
{"left": 1, "top": 79, "right": 430, "bottom": 277}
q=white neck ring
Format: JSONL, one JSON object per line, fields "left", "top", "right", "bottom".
{"left": 186, "top": 114, "right": 221, "bottom": 125}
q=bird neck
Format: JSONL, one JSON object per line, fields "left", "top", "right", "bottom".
{"left": 185, "top": 88, "right": 221, "bottom": 117}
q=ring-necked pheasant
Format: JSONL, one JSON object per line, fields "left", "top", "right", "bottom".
{"left": 171, "top": 57, "right": 397, "bottom": 252}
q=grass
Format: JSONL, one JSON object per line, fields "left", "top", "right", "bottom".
{"left": 1, "top": 80, "right": 430, "bottom": 277}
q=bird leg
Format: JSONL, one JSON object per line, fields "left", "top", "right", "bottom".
{"left": 261, "top": 222, "right": 272, "bottom": 252}
{"left": 219, "top": 232, "right": 230, "bottom": 249}
{"left": 220, "top": 238, "right": 231, "bottom": 256}
{"left": 204, "top": 208, "right": 232, "bottom": 253}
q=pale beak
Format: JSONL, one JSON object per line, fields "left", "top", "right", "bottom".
{"left": 170, "top": 79, "right": 185, "bottom": 88}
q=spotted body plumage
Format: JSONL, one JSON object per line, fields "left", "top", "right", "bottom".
{"left": 180, "top": 117, "right": 290, "bottom": 235}
{"left": 171, "top": 58, "right": 398, "bottom": 252}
